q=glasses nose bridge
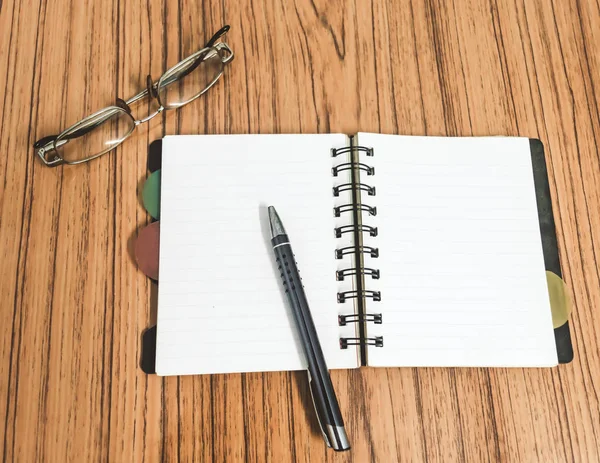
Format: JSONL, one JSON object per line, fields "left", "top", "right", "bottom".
{"left": 123, "top": 76, "right": 164, "bottom": 125}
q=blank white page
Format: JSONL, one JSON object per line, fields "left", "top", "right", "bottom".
{"left": 359, "top": 134, "right": 558, "bottom": 367}
{"left": 155, "top": 134, "right": 359, "bottom": 375}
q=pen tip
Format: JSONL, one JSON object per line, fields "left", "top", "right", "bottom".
{"left": 268, "top": 206, "right": 286, "bottom": 238}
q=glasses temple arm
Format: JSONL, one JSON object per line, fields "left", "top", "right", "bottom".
{"left": 205, "top": 25, "right": 230, "bottom": 47}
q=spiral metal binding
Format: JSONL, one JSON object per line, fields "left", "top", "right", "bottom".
{"left": 340, "top": 336, "right": 383, "bottom": 349}
{"left": 334, "top": 204, "right": 377, "bottom": 217}
{"left": 331, "top": 146, "right": 374, "bottom": 157}
{"left": 338, "top": 290, "right": 381, "bottom": 303}
{"left": 335, "top": 224, "right": 378, "bottom": 238}
{"left": 335, "top": 245, "right": 379, "bottom": 259}
{"left": 332, "top": 162, "right": 375, "bottom": 177}
{"left": 336, "top": 267, "right": 380, "bottom": 281}
{"left": 333, "top": 145, "right": 382, "bottom": 351}
{"left": 333, "top": 183, "right": 376, "bottom": 197}
{"left": 338, "top": 313, "right": 382, "bottom": 326}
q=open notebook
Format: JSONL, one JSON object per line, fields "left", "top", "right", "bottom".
{"left": 153, "top": 133, "right": 571, "bottom": 376}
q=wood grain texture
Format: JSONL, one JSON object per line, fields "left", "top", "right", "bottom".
{"left": 1, "top": 0, "right": 599, "bottom": 461}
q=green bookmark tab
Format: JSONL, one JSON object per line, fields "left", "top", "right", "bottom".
{"left": 142, "top": 169, "right": 161, "bottom": 219}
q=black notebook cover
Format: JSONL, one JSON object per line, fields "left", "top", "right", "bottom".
{"left": 529, "top": 138, "right": 573, "bottom": 363}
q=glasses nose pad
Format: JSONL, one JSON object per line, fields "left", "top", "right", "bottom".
{"left": 116, "top": 97, "right": 132, "bottom": 113}
{"left": 147, "top": 75, "right": 158, "bottom": 99}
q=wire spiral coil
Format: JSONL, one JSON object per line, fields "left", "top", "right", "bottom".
{"left": 334, "top": 144, "right": 382, "bottom": 351}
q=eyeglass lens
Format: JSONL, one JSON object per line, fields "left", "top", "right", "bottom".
{"left": 56, "top": 108, "right": 136, "bottom": 163}
{"left": 157, "top": 48, "right": 224, "bottom": 109}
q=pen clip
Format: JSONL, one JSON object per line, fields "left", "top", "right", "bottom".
{"left": 307, "top": 371, "right": 332, "bottom": 448}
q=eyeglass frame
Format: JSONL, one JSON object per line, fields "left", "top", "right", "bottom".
{"left": 34, "top": 25, "right": 234, "bottom": 167}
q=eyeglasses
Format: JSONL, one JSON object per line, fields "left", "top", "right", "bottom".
{"left": 34, "top": 25, "right": 234, "bottom": 167}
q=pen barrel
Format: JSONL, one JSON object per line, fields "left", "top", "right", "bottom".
{"left": 272, "top": 235, "right": 346, "bottom": 429}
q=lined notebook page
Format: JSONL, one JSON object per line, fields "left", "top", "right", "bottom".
{"left": 359, "top": 134, "right": 558, "bottom": 367}
{"left": 155, "top": 134, "right": 359, "bottom": 376}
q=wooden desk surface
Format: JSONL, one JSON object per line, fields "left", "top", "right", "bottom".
{"left": 1, "top": 0, "right": 599, "bottom": 461}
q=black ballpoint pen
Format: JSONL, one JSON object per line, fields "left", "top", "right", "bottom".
{"left": 268, "top": 206, "right": 350, "bottom": 451}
